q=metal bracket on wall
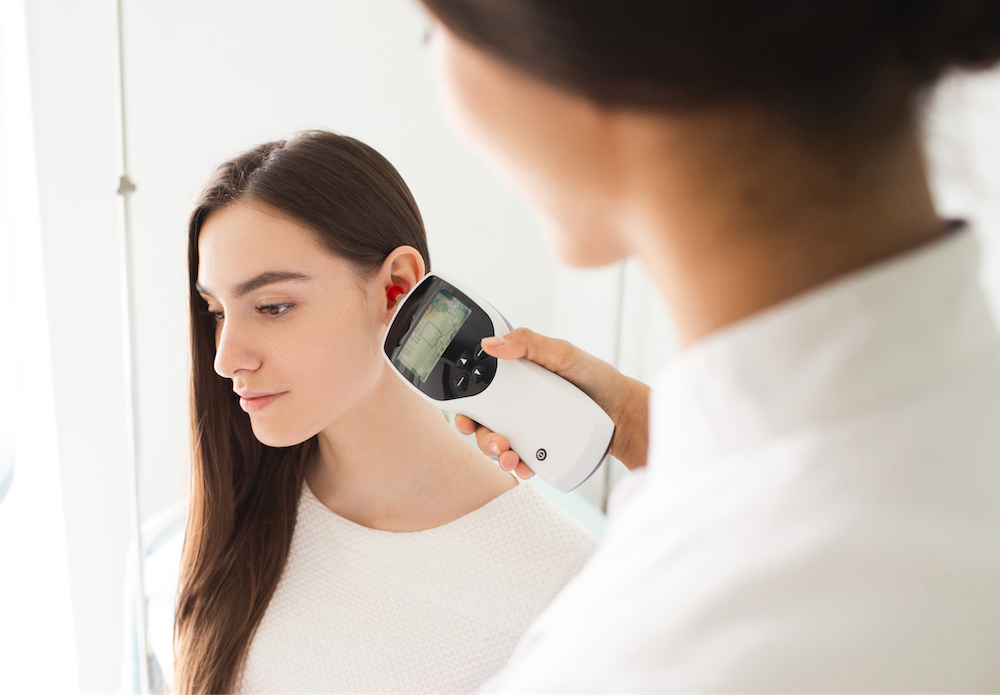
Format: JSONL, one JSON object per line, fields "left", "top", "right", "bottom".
{"left": 112, "top": 0, "right": 152, "bottom": 691}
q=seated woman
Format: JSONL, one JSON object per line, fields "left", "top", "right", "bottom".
{"left": 171, "top": 130, "right": 598, "bottom": 694}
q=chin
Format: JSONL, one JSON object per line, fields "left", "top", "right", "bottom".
{"left": 249, "top": 420, "right": 313, "bottom": 449}
{"left": 539, "top": 213, "right": 630, "bottom": 268}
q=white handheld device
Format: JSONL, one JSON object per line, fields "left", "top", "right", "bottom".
{"left": 383, "top": 272, "right": 614, "bottom": 493}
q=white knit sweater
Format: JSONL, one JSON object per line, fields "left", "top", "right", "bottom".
{"left": 237, "top": 481, "right": 599, "bottom": 694}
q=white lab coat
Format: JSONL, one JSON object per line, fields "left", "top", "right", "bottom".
{"left": 483, "top": 227, "right": 1000, "bottom": 692}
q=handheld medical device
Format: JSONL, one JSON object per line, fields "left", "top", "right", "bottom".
{"left": 383, "top": 272, "right": 614, "bottom": 493}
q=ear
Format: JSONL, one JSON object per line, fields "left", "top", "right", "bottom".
{"left": 377, "top": 246, "right": 426, "bottom": 318}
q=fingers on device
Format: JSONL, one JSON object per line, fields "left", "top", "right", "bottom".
{"left": 383, "top": 272, "right": 614, "bottom": 493}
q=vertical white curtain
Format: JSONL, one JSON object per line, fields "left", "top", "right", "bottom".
{"left": 0, "top": 0, "right": 79, "bottom": 691}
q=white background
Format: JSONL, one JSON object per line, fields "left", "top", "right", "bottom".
{"left": 1, "top": 0, "right": 1000, "bottom": 692}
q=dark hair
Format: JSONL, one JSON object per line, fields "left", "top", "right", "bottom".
{"left": 175, "top": 131, "right": 430, "bottom": 694}
{"left": 422, "top": 0, "right": 1000, "bottom": 129}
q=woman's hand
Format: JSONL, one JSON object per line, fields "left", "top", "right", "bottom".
{"left": 455, "top": 328, "right": 650, "bottom": 478}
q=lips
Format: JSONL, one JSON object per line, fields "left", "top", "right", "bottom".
{"left": 235, "top": 390, "right": 287, "bottom": 414}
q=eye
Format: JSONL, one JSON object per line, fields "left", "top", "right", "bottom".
{"left": 200, "top": 309, "right": 224, "bottom": 323}
{"left": 256, "top": 303, "right": 293, "bottom": 317}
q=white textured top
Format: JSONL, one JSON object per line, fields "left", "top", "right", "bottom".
{"left": 484, "top": 228, "right": 1000, "bottom": 692}
{"left": 238, "top": 480, "right": 598, "bottom": 694}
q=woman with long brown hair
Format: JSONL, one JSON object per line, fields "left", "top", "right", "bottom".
{"left": 171, "top": 130, "right": 597, "bottom": 694}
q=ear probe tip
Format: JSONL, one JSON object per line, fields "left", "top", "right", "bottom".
{"left": 387, "top": 285, "right": 406, "bottom": 303}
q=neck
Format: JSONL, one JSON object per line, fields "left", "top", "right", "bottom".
{"left": 305, "top": 363, "right": 515, "bottom": 531}
{"left": 611, "top": 109, "right": 944, "bottom": 347}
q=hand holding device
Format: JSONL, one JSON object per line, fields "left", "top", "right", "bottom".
{"left": 383, "top": 273, "right": 617, "bottom": 492}
{"left": 456, "top": 328, "right": 651, "bottom": 475}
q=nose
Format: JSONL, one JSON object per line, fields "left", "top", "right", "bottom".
{"left": 214, "top": 317, "right": 261, "bottom": 379}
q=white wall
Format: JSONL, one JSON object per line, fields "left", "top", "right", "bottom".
{"left": 0, "top": 0, "right": 79, "bottom": 690}
{"left": 20, "top": 0, "right": 130, "bottom": 691}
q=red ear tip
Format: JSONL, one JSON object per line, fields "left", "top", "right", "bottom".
{"left": 387, "top": 285, "right": 405, "bottom": 303}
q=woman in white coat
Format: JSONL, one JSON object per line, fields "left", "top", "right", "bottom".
{"left": 418, "top": 0, "right": 1000, "bottom": 691}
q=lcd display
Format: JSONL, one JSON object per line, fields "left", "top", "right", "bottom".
{"left": 398, "top": 290, "right": 472, "bottom": 382}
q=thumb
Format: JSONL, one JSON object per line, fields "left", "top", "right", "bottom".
{"left": 480, "top": 327, "right": 579, "bottom": 380}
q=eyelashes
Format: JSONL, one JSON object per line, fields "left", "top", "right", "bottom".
{"left": 200, "top": 303, "right": 295, "bottom": 323}
{"left": 256, "top": 303, "right": 293, "bottom": 317}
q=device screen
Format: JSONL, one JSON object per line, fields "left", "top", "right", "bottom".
{"left": 398, "top": 290, "right": 472, "bottom": 382}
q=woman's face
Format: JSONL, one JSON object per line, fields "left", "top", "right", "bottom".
{"left": 196, "top": 201, "right": 387, "bottom": 447}
{"left": 427, "top": 21, "right": 632, "bottom": 267}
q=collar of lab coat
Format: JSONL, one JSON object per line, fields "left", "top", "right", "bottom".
{"left": 646, "top": 224, "right": 998, "bottom": 478}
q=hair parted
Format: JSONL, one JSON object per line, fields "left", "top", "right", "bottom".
{"left": 175, "top": 131, "right": 429, "bottom": 694}
{"left": 422, "top": 0, "right": 1000, "bottom": 127}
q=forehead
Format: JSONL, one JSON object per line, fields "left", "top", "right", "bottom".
{"left": 196, "top": 202, "right": 333, "bottom": 290}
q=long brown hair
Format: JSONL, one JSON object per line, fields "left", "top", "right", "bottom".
{"left": 175, "top": 131, "right": 430, "bottom": 694}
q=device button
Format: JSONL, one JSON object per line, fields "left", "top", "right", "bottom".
{"left": 472, "top": 367, "right": 484, "bottom": 383}
{"left": 457, "top": 352, "right": 471, "bottom": 368}
{"left": 453, "top": 373, "right": 469, "bottom": 391}
{"left": 474, "top": 344, "right": 487, "bottom": 361}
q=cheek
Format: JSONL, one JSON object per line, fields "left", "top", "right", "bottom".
{"left": 430, "top": 33, "right": 491, "bottom": 149}
{"left": 247, "top": 313, "right": 384, "bottom": 447}
{"left": 433, "top": 40, "right": 522, "bottom": 181}
{"left": 434, "top": 42, "right": 562, "bottom": 193}
{"left": 432, "top": 31, "right": 631, "bottom": 269}
{"left": 536, "top": 212, "right": 631, "bottom": 268}
{"left": 292, "top": 321, "right": 382, "bottom": 412}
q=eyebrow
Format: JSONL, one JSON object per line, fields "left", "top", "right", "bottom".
{"left": 196, "top": 271, "right": 311, "bottom": 298}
